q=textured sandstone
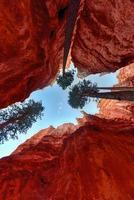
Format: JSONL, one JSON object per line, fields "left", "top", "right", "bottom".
{"left": 0, "top": 1, "right": 133, "bottom": 199}
{"left": 0, "top": 115, "right": 133, "bottom": 200}
{"left": 0, "top": 0, "right": 69, "bottom": 108}
{"left": 72, "top": 0, "right": 134, "bottom": 75}
{"left": 98, "top": 64, "right": 134, "bottom": 122}
{"left": 117, "top": 63, "right": 134, "bottom": 87}
{"left": 98, "top": 100, "right": 134, "bottom": 122}
{"left": 0, "top": 0, "right": 134, "bottom": 108}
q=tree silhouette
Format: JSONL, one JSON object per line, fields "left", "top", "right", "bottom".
{"left": 63, "top": 0, "right": 80, "bottom": 75}
{"left": 0, "top": 99, "right": 44, "bottom": 143}
{"left": 57, "top": 70, "right": 75, "bottom": 90}
{"left": 68, "top": 80, "right": 134, "bottom": 109}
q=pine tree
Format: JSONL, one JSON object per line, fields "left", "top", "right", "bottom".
{"left": 68, "top": 80, "right": 134, "bottom": 109}
{"left": 57, "top": 70, "right": 75, "bottom": 90}
{"left": 0, "top": 100, "right": 44, "bottom": 143}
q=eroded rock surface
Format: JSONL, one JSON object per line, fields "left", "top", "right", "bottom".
{"left": 0, "top": 0, "right": 69, "bottom": 108}
{"left": 0, "top": 116, "right": 133, "bottom": 200}
{"left": 0, "top": 0, "right": 134, "bottom": 108}
{"left": 117, "top": 63, "right": 134, "bottom": 87}
{"left": 0, "top": 1, "right": 133, "bottom": 199}
{"left": 98, "top": 64, "right": 134, "bottom": 122}
{"left": 72, "top": 0, "right": 134, "bottom": 75}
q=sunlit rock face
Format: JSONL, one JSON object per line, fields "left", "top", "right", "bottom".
{"left": 98, "top": 100, "right": 134, "bottom": 122}
{"left": 0, "top": 0, "right": 69, "bottom": 109}
{"left": 117, "top": 63, "right": 134, "bottom": 87}
{"left": 0, "top": 116, "right": 133, "bottom": 200}
{"left": 98, "top": 64, "right": 134, "bottom": 122}
{"left": 72, "top": 0, "right": 134, "bottom": 75}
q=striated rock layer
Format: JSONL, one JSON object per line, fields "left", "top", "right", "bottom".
{"left": 0, "top": 0, "right": 134, "bottom": 108}
{"left": 98, "top": 64, "right": 134, "bottom": 122}
{"left": 0, "top": 115, "right": 134, "bottom": 200}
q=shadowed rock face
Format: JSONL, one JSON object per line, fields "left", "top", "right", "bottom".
{"left": 0, "top": 116, "right": 133, "bottom": 200}
{"left": 72, "top": 0, "right": 134, "bottom": 75}
{"left": 0, "top": 0, "right": 134, "bottom": 108}
{"left": 0, "top": 0, "right": 69, "bottom": 108}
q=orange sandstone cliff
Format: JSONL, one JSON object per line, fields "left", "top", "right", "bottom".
{"left": 0, "top": 115, "right": 133, "bottom": 200}
{"left": 0, "top": 0, "right": 134, "bottom": 108}
{"left": 98, "top": 64, "right": 134, "bottom": 122}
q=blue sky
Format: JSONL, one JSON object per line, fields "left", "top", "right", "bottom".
{"left": 0, "top": 64, "right": 118, "bottom": 158}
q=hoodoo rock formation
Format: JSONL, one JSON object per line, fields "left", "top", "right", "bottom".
{"left": 0, "top": 0, "right": 134, "bottom": 108}
{"left": 0, "top": 115, "right": 133, "bottom": 200}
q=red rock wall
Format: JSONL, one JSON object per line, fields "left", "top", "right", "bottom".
{"left": 72, "top": 0, "right": 134, "bottom": 75}
{"left": 98, "top": 99, "right": 134, "bottom": 123}
{"left": 0, "top": 115, "right": 133, "bottom": 200}
{"left": 98, "top": 64, "right": 134, "bottom": 122}
{"left": 117, "top": 63, "right": 134, "bottom": 87}
{"left": 0, "top": 0, "right": 69, "bottom": 108}
{"left": 0, "top": 0, "right": 134, "bottom": 108}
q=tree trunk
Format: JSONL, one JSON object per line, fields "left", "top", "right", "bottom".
{"left": 84, "top": 90, "right": 134, "bottom": 101}
{"left": 97, "top": 87, "right": 134, "bottom": 91}
{"left": 63, "top": 0, "right": 80, "bottom": 76}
